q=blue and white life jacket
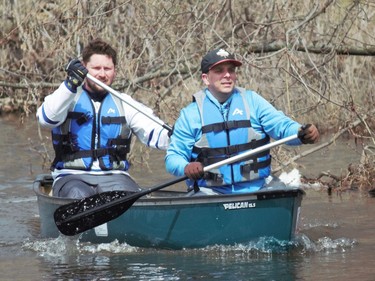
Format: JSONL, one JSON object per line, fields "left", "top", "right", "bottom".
{"left": 51, "top": 89, "right": 132, "bottom": 171}
{"left": 190, "top": 88, "right": 271, "bottom": 188}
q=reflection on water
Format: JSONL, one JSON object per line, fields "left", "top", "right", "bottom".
{"left": 1, "top": 115, "right": 375, "bottom": 281}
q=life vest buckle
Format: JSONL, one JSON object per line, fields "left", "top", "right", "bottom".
{"left": 76, "top": 112, "right": 91, "bottom": 125}
{"left": 225, "top": 145, "right": 240, "bottom": 156}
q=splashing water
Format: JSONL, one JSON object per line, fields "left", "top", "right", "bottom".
{"left": 279, "top": 168, "right": 302, "bottom": 187}
{"left": 22, "top": 235, "right": 138, "bottom": 257}
{"left": 22, "top": 234, "right": 357, "bottom": 258}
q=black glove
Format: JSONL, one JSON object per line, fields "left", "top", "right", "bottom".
{"left": 298, "top": 124, "right": 320, "bottom": 144}
{"left": 184, "top": 162, "right": 204, "bottom": 181}
{"left": 65, "top": 58, "right": 88, "bottom": 92}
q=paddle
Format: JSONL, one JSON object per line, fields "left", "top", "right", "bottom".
{"left": 86, "top": 73, "right": 173, "bottom": 132}
{"left": 54, "top": 134, "right": 299, "bottom": 236}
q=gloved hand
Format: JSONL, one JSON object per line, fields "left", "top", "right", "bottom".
{"left": 298, "top": 124, "right": 320, "bottom": 144}
{"left": 184, "top": 162, "right": 204, "bottom": 181}
{"left": 65, "top": 58, "right": 88, "bottom": 92}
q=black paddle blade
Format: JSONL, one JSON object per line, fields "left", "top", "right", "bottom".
{"left": 54, "top": 191, "right": 137, "bottom": 236}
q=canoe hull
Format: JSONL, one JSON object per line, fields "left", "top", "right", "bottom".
{"left": 33, "top": 174, "right": 304, "bottom": 249}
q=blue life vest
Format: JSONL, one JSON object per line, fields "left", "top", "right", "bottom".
{"left": 51, "top": 89, "right": 132, "bottom": 171}
{"left": 190, "top": 88, "right": 271, "bottom": 189}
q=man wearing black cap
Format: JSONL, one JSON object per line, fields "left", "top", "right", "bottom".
{"left": 165, "top": 48, "right": 319, "bottom": 194}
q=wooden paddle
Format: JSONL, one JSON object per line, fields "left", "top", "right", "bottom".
{"left": 54, "top": 134, "right": 299, "bottom": 236}
{"left": 86, "top": 73, "right": 173, "bottom": 132}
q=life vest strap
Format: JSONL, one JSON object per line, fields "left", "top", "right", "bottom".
{"left": 101, "top": 116, "right": 126, "bottom": 124}
{"left": 200, "top": 149, "right": 269, "bottom": 166}
{"left": 193, "top": 136, "right": 270, "bottom": 157}
{"left": 51, "top": 133, "right": 70, "bottom": 142}
{"left": 240, "top": 157, "right": 272, "bottom": 174}
{"left": 202, "top": 120, "right": 251, "bottom": 133}
{"left": 67, "top": 112, "right": 92, "bottom": 125}
{"left": 61, "top": 145, "right": 130, "bottom": 162}
{"left": 204, "top": 156, "right": 271, "bottom": 184}
{"left": 107, "top": 137, "right": 131, "bottom": 146}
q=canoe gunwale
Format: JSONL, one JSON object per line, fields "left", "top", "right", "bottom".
{"left": 33, "top": 174, "right": 305, "bottom": 207}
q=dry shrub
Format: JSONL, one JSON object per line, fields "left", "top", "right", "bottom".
{"left": 343, "top": 145, "right": 375, "bottom": 190}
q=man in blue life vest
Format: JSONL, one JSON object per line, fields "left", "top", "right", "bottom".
{"left": 165, "top": 48, "right": 319, "bottom": 194}
{"left": 37, "top": 39, "right": 169, "bottom": 199}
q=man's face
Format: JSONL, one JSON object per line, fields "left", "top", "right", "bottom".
{"left": 83, "top": 54, "right": 116, "bottom": 94}
{"left": 202, "top": 62, "right": 237, "bottom": 102}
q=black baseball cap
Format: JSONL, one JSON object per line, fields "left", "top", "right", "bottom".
{"left": 201, "top": 48, "right": 242, "bottom": 73}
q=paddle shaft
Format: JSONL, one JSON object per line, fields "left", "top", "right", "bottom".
{"left": 202, "top": 134, "right": 298, "bottom": 172}
{"left": 60, "top": 134, "right": 299, "bottom": 223}
{"left": 122, "top": 133, "right": 298, "bottom": 195}
{"left": 86, "top": 73, "right": 173, "bottom": 132}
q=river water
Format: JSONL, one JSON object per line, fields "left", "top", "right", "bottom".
{"left": 1, "top": 114, "right": 374, "bottom": 281}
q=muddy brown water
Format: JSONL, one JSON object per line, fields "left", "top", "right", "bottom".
{"left": 1, "top": 114, "right": 374, "bottom": 281}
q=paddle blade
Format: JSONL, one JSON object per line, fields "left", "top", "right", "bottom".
{"left": 54, "top": 191, "right": 137, "bottom": 236}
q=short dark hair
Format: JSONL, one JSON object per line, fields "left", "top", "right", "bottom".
{"left": 82, "top": 38, "right": 117, "bottom": 66}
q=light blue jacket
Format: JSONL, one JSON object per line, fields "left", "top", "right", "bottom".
{"left": 165, "top": 87, "right": 302, "bottom": 193}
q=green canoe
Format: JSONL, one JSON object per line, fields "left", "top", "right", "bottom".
{"left": 33, "top": 174, "right": 304, "bottom": 249}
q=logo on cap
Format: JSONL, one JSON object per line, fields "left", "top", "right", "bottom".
{"left": 216, "top": 49, "right": 230, "bottom": 58}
